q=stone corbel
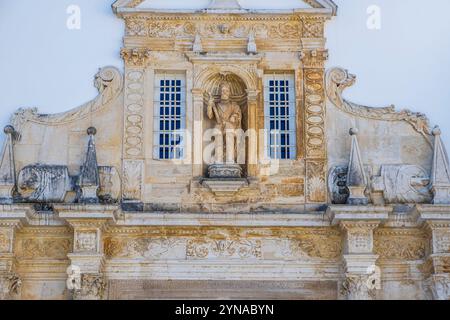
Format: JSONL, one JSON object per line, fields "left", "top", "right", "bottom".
{"left": 327, "top": 205, "right": 391, "bottom": 300}
{"left": 415, "top": 205, "right": 450, "bottom": 300}
{"left": 55, "top": 204, "right": 118, "bottom": 300}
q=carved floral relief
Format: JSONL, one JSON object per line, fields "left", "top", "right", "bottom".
{"left": 16, "top": 238, "right": 72, "bottom": 260}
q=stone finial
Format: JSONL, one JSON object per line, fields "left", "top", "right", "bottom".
{"left": 247, "top": 33, "right": 257, "bottom": 54}
{"left": 431, "top": 126, "right": 450, "bottom": 204}
{"left": 79, "top": 127, "right": 100, "bottom": 203}
{"left": 193, "top": 34, "right": 204, "bottom": 53}
{"left": 346, "top": 128, "right": 368, "bottom": 205}
{"left": 0, "top": 125, "right": 17, "bottom": 204}
{"left": 207, "top": 0, "right": 241, "bottom": 10}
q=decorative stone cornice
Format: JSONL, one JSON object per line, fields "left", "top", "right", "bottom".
{"left": 113, "top": 0, "right": 337, "bottom": 15}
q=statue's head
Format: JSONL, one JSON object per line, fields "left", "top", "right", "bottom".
{"left": 219, "top": 82, "right": 231, "bottom": 101}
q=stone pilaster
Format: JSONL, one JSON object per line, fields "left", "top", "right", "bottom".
{"left": 192, "top": 88, "right": 205, "bottom": 177}
{"left": 246, "top": 89, "right": 259, "bottom": 178}
{"left": 416, "top": 204, "right": 450, "bottom": 300}
{"left": 327, "top": 205, "right": 391, "bottom": 300}
{"left": 56, "top": 204, "right": 118, "bottom": 300}
{"left": 121, "top": 48, "right": 149, "bottom": 203}
{"left": 0, "top": 205, "right": 31, "bottom": 300}
{"left": 301, "top": 38, "right": 328, "bottom": 204}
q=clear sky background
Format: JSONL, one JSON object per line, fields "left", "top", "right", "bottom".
{"left": 1, "top": 0, "right": 449, "bottom": 149}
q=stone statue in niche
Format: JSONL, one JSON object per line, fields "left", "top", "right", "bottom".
{"left": 207, "top": 82, "right": 243, "bottom": 178}
{"left": 17, "top": 165, "right": 72, "bottom": 203}
{"left": 372, "top": 165, "right": 432, "bottom": 204}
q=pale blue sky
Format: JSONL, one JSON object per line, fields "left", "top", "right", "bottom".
{"left": 1, "top": 0, "right": 450, "bottom": 148}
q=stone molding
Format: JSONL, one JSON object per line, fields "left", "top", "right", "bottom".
{"left": 11, "top": 67, "right": 123, "bottom": 130}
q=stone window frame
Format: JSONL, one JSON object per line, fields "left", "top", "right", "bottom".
{"left": 152, "top": 71, "right": 187, "bottom": 160}
{"left": 263, "top": 72, "right": 297, "bottom": 160}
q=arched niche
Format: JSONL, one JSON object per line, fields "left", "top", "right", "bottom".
{"left": 201, "top": 72, "right": 251, "bottom": 177}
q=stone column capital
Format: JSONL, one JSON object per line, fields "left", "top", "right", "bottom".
{"left": 245, "top": 89, "right": 260, "bottom": 101}
{"left": 192, "top": 88, "right": 205, "bottom": 96}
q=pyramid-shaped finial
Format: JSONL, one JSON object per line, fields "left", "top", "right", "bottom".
{"left": 79, "top": 127, "right": 100, "bottom": 203}
{"left": 207, "top": 0, "right": 241, "bottom": 10}
{"left": 0, "top": 126, "right": 17, "bottom": 204}
{"left": 346, "top": 128, "right": 368, "bottom": 205}
{"left": 431, "top": 126, "right": 450, "bottom": 204}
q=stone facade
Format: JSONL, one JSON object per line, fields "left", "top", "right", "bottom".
{"left": 1, "top": 0, "right": 450, "bottom": 300}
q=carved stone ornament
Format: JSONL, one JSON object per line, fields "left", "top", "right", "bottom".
{"left": 374, "top": 230, "right": 428, "bottom": 260}
{"left": 328, "top": 165, "right": 349, "bottom": 204}
{"left": 17, "top": 238, "right": 72, "bottom": 259}
{"left": 17, "top": 165, "right": 72, "bottom": 203}
{"left": 426, "top": 275, "right": 450, "bottom": 300}
{"left": 98, "top": 166, "right": 121, "bottom": 203}
{"left": 326, "top": 68, "right": 431, "bottom": 139}
{"left": 186, "top": 238, "right": 262, "bottom": 259}
{"left": 372, "top": 165, "right": 432, "bottom": 204}
{"left": 120, "top": 48, "right": 151, "bottom": 66}
{"left": 11, "top": 67, "right": 123, "bottom": 131}
{"left": 123, "top": 17, "right": 304, "bottom": 40}
{"left": 0, "top": 273, "right": 22, "bottom": 300}
{"left": 341, "top": 273, "right": 378, "bottom": 300}
{"left": 73, "top": 274, "right": 107, "bottom": 300}
{"left": 104, "top": 237, "right": 183, "bottom": 259}
{"left": 75, "top": 231, "right": 98, "bottom": 253}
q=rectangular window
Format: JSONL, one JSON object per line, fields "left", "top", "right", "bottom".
{"left": 264, "top": 73, "right": 296, "bottom": 160}
{"left": 153, "top": 72, "right": 186, "bottom": 160}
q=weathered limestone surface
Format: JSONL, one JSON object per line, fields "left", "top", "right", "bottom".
{"left": 1, "top": 0, "right": 450, "bottom": 300}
